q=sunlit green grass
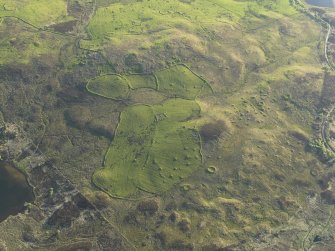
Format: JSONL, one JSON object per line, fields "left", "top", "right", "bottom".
{"left": 90, "top": 64, "right": 210, "bottom": 197}
{"left": 0, "top": 0, "right": 67, "bottom": 26}
{"left": 80, "top": 0, "right": 297, "bottom": 51}
{"left": 87, "top": 74, "right": 130, "bottom": 100}
{"left": 92, "top": 99, "right": 202, "bottom": 197}
{"left": 0, "top": 28, "right": 67, "bottom": 65}
{"left": 127, "top": 74, "right": 157, "bottom": 90}
{"left": 0, "top": 0, "right": 70, "bottom": 65}
{"left": 86, "top": 64, "right": 211, "bottom": 99}
{"left": 156, "top": 64, "right": 212, "bottom": 99}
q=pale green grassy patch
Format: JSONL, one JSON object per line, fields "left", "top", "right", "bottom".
{"left": 156, "top": 65, "right": 212, "bottom": 99}
{"left": 127, "top": 74, "right": 157, "bottom": 90}
{"left": 86, "top": 64, "right": 211, "bottom": 100}
{"left": 87, "top": 75, "right": 130, "bottom": 100}
{"left": 0, "top": 0, "right": 67, "bottom": 26}
{"left": 81, "top": 0, "right": 298, "bottom": 52}
{"left": 92, "top": 99, "right": 202, "bottom": 197}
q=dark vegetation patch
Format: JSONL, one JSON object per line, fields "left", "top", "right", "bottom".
{"left": 86, "top": 120, "right": 114, "bottom": 139}
{"left": 279, "top": 73, "right": 322, "bottom": 113}
{"left": 165, "top": 201, "right": 177, "bottom": 211}
{"left": 57, "top": 86, "right": 93, "bottom": 105}
{"left": 318, "top": 171, "right": 335, "bottom": 204}
{"left": 64, "top": 106, "right": 114, "bottom": 138}
{"left": 320, "top": 190, "right": 335, "bottom": 204}
{"left": 137, "top": 199, "right": 159, "bottom": 216}
{"left": 318, "top": 171, "right": 335, "bottom": 190}
{"left": 46, "top": 193, "right": 95, "bottom": 228}
{"left": 155, "top": 230, "right": 194, "bottom": 250}
{"left": 275, "top": 196, "right": 296, "bottom": 211}
{"left": 67, "top": 0, "right": 94, "bottom": 20}
{"left": 169, "top": 239, "right": 194, "bottom": 250}
{"left": 97, "top": 231, "right": 126, "bottom": 250}
{"left": 64, "top": 106, "right": 92, "bottom": 129}
{"left": 288, "top": 129, "right": 309, "bottom": 143}
{"left": 21, "top": 225, "right": 37, "bottom": 243}
{"left": 178, "top": 218, "right": 191, "bottom": 232}
{"left": 291, "top": 178, "right": 311, "bottom": 188}
{"left": 124, "top": 53, "right": 144, "bottom": 73}
{"left": 201, "top": 243, "right": 244, "bottom": 251}
{"left": 168, "top": 211, "right": 179, "bottom": 222}
{"left": 46, "top": 201, "right": 81, "bottom": 228}
{"left": 50, "top": 20, "right": 78, "bottom": 33}
{"left": 179, "top": 0, "right": 195, "bottom": 4}
{"left": 0, "top": 64, "right": 30, "bottom": 82}
{"left": 155, "top": 231, "right": 168, "bottom": 246}
{"left": 53, "top": 241, "right": 93, "bottom": 251}
{"left": 123, "top": 211, "right": 139, "bottom": 225}
{"left": 319, "top": 73, "right": 335, "bottom": 108}
{"left": 200, "top": 120, "right": 226, "bottom": 142}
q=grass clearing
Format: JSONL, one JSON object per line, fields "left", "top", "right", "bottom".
{"left": 0, "top": 0, "right": 70, "bottom": 65}
{"left": 0, "top": 0, "right": 331, "bottom": 249}
{"left": 86, "top": 64, "right": 211, "bottom": 100}
{"left": 127, "top": 74, "right": 157, "bottom": 90}
{"left": 156, "top": 64, "right": 212, "bottom": 99}
{"left": 92, "top": 99, "right": 202, "bottom": 197}
{"left": 80, "top": 0, "right": 298, "bottom": 52}
{"left": 89, "top": 64, "right": 212, "bottom": 197}
{"left": 0, "top": 0, "right": 67, "bottom": 26}
{"left": 0, "top": 24, "right": 67, "bottom": 65}
{"left": 87, "top": 75, "right": 130, "bottom": 100}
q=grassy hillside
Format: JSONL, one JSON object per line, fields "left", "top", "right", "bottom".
{"left": 93, "top": 99, "right": 202, "bottom": 197}
{"left": 0, "top": 0, "right": 68, "bottom": 26}
{"left": 0, "top": 0, "right": 334, "bottom": 250}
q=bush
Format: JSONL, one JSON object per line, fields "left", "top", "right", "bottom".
{"left": 137, "top": 199, "right": 159, "bottom": 216}
{"left": 200, "top": 120, "right": 226, "bottom": 142}
{"left": 308, "top": 139, "right": 335, "bottom": 162}
{"left": 321, "top": 190, "right": 335, "bottom": 204}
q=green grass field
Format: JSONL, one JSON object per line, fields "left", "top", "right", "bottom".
{"left": 127, "top": 74, "right": 157, "bottom": 90}
{"left": 86, "top": 64, "right": 211, "bottom": 100}
{"left": 93, "top": 99, "right": 202, "bottom": 197}
{"left": 156, "top": 64, "right": 212, "bottom": 99}
{"left": 0, "top": 0, "right": 67, "bottom": 26}
{"left": 0, "top": 0, "right": 332, "bottom": 249}
{"left": 0, "top": 29, "right": 67, "bottom": 65}
{"left": 87, "top": 74, "right": 130, "bottom": 100}
{"left": 0, "top": 0, "right": 70, "bottom": 65}
{"left": 89, "top": 63, "right": 212, "bottom": 197}
{"left": 80, "top": 0, "right": 297, "bottom": 52}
